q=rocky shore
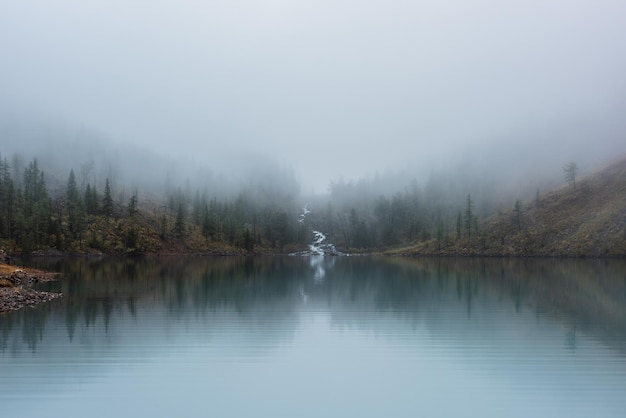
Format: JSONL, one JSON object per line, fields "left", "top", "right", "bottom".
{"left": 0, "top": 263, "right": 62, "bottom": 312}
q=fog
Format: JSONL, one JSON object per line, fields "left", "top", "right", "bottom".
{"left": 2, "top": 0, "right": 626, "bottom": 194}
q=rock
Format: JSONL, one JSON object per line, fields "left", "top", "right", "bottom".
{"left": 0, "top": 288, "right": 62, "bottom": 311}
{"left": 0, "top": 267, "right": 62, "bottom": 312}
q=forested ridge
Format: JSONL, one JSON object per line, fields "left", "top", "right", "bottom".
{"left": 1, "top": 153, "right": 625, "bottom": 257}
{"left": 0, "top": 155, "right": 308, "bottom": 254}
{"left": 390, "top": 158, "right": 626, "bottom": 257}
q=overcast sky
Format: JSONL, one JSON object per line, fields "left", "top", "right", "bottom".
{"left": 1, "top": 0, "right": 625, "bottom": 193}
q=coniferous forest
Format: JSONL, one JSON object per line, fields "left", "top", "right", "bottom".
{"left": 0, "top": 151, "right": 496, "bottom": 255}
{"left": 1, "top": 152, "right": 626, "bottom": 257}
{"left": 0, "top": 155, "right": 310, "bottom": 254}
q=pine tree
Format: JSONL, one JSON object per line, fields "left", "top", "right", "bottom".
{"left": 21, "top": 159, "right": 51, "bottom": 249}
{"left": 102, "top": 178, "right": 114, "bottom": 218}
{"left": 66, "top": 169, "right": 86, "bottom": 242}
{"left": 128, "top": 193, "right": 138, "bottom": 217}
{"left": 464, "top": 194, "right": 473, "bottom": 238}
{"left": 563, "top": 162, "right": 578, "bottom": 189}
{"left": 201, "top": 203, "right": 212, "bottom": 243}
{"left": 535, "top": 189, "right": 541, "bottom": 209}
{"left": 437, "top": 219, "right": 445, "bottom": 249}
{"left": 84, "top": 183, "right": 100, "bottom": 215}
{"left": 0, "top": 156, "right": 15, "bottom": 239}
{"left": 175, "top": 199, "right": 186, "bottom": 237}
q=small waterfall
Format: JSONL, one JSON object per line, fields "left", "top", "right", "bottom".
{"left": 291, "top": 206, "right": 343, "bottom": 256}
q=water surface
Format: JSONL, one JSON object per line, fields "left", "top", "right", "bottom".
{"left": 1, "top": 256, "right": 625, "bottom": 417}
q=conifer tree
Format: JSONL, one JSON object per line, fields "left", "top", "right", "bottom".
{"left": 66, "top": 169, "right": 86, "bottom": 241}
{"left": 563, "top": 162, "right": 578, "bottom": 189}
{"left": 437, "top": 219, "right": 445, "bottom": 249}
{"left": 102, "top": 178, "right": 114, "bottom": 218}
{"left": 0, "top": 156, "right": 15, "bottom": 239}
{"left": 464, "top": 194, "right": 473, "bottom": 238}
{"left": 175, "top": 199, "right": 186, "bottom": 237}
{"left": 21, "top": 159, "right": 51, "bottom": 249}
{"left": 84, "top": 183, "right": 100, "bottom": 215}
{"left": 128, "top": 193, "right": 138, "bottom": 217}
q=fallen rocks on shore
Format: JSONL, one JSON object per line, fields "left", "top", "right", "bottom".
{"left": 0, "top": 288, "right": 62, "bottom": 312}
{"left": 0, "top": 264, "right": 62, "bottom": 313}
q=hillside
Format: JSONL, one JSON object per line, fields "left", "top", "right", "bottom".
{"left": 0, "top": 157, "right": 308, "bottom": 256}
{"left": 393, "top": 157, "right": 626, "bottom": 257}
{"left": 2, "top": 153, "right": 626, "bottom": 257}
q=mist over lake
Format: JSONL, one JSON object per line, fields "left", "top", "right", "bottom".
{"left": 2, "top": 2, "right": 626, "bottom": 416}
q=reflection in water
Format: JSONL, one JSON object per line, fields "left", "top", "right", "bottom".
{"left": 309, "top": 254, "right": 335, "bottom": 282}
{"left": 1, "top": 256, "right": 625, "bottom": 417}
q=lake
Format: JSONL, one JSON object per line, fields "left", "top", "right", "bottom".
{"left": 1, "top": 256, "right": 626, "bottom": 417}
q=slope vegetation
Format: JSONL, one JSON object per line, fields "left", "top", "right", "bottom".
{"left": 396, "top": 158, "right": 626, "bottom": 257}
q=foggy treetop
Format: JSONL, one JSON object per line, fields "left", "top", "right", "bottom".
{"left": 2, "top": 0, "right": 626, "bottom": 193}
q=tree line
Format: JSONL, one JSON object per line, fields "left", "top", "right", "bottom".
{"left": 1, "top": 153, "right": 575, "bottom": 255}
{"left": 0, "top": 154, "right": 308, "bottom": 254}
{"left": 305, "top": 173, "right": 488, "bottom": 251}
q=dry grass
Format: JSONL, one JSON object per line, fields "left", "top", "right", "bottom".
{"left": 399, "top": 158, "right": 626, "bottom": 257}
{"left": 0, "top": 263, "right": 16, "bottom": 275}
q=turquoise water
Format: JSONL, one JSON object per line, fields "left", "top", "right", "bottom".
{"left": 1, "top": 256, "right": 625, "bottom": 417}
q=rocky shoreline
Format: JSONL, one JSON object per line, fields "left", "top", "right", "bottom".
{"left": 0, "top": 264, "right": 62, "bottom": 313}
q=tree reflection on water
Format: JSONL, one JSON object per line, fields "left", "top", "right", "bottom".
{"left": 2, "top": 256, "right": 626, "bottom": 355}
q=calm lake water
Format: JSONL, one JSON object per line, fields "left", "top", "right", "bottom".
{"left": 1, "top": 256, "right": 626, "bottom": 417}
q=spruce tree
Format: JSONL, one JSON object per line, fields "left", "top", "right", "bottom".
{"left": 563, "top": 162, "right": 578, "bottom": 189}
{"left": 102, "top": 178, "right": 114, "bottom": 218}
{"left": 464, "top": 194, "right": 473, "bottom": 238}
{"left": 175, "top": 200, "right": 186, "bottom": 237}
{"left": 84, "top": 183, "right": 100, "bottom": 215}
{"left": 21, "top": 159, "right": 51, "bottom": 249}
{"left": 0, "top": 156, "right": 15, "bottom": 239}
{"left": 128, "top": 193, "right": 138, "bottom": 217}
{"left": 66, "top": 169, "right": 86, "bottom": 241}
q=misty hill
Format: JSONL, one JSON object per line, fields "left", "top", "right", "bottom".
{"left": 0, "top": 152, "right": 307, "bottom": 255}
{"left": 396, "top": 157, "right": 626, "bottom": 257}
{"left": 1, "top": 122, "right": 625, "bottom": 257}
{"left": 0, "top": 113, "right": 300, "bottom": 201}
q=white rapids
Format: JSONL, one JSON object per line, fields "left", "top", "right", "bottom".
{"left": 291, "top": 206, "right": 343, "bottom": 256}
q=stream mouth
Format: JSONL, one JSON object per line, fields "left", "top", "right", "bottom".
{"left": 306, "top": 230, "right": 342, "bottom": 256}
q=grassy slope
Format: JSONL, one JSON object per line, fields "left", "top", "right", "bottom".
{"left": 392, "top": 158, "right": 626, "bottom": 257}
{"left": 78, "top": 205, "right": 246, "bottom": 255}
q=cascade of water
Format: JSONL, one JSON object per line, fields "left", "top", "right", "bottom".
{"left": 291, "top": 206, "right": 343, "bottom": 256}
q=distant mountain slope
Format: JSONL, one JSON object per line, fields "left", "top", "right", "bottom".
{"left": 396, "top": 157, "right": 626, "bottom": 257}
